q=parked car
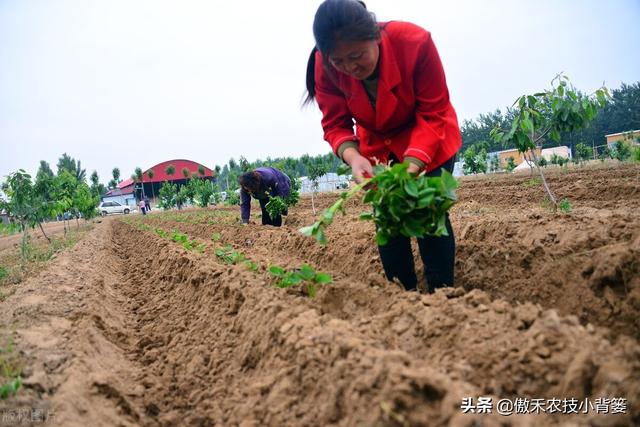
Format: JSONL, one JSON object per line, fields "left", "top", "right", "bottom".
{"left": 98, "top": 201, "right": 131, "bottom": 216}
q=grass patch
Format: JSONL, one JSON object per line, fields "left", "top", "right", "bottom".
{"left": 0, "top": 333, "right": 22, "bottom": 400}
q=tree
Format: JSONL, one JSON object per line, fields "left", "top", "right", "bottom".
{"left": 462, "top": 143, "right": 488, "bottom": 175}
{"left": 165, "top": 164, "right": 176, "bottom": 176}
{"left": 537, "top": 156, "right": 548, "bottom": 167}
{"left": 57, "top": 153, "right": 86, "bottom": 183}
{"left": 158, "top": 182, "right": 177, "bottom": 210}
{"left": 197, "top": 165, "right": 205, "bottom": 177}
{"left": 491, "top": 74, "right": 608, "bottom": 210}
{"left": 147, "top": 169, "right": 155, "bottom": 200}
{"left": 55, "top": 170, "right": 78, "bottom": 236}
{"left": 303, "top": 156, "right": 328, "bottom": 215}
{"left": 134, "top": 167, "right": 145, "bottom": 199}
{"left": 72, "top": 183, "right": 98, "bottom": 227}
{"left": 1, "top": 171, "right": 51, "bottom": 258}
{"left": 89, "top": 171, "right": 106, "bottom": 198}
{"left": 574, "top": 143, "right": 592, "bottom": 164}
{"left": 611, "top": 140, "right": 632, "bottom": 161}
{"left": 239, "top": 156, "right": 251, "bottom": 172}
{"left": 505, "top": 157, "right": 517, "bottom": 172}
{"left": 37, "top": 161, "right": 54, "bottom": 178}
{"left": 489, "top": 155, "right": 500, "bottom": 172}
{"left": 181, "top": 168, "right": 190, "bottom": 179}
{"left": 191, "top": 178, "right": 214, "bottom": 207}
{"left": 176, "top": 185, "right": 190, "bottom": 209}
{"left": 108, "top": 167, "right": 121, "bottom": 190}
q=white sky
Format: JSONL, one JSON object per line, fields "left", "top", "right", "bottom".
{"left": 1, "top": 0, "right": 639, "bottom": 185}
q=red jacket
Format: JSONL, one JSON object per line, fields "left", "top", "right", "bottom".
{"left": 314, "top": 21, "right": 461, "bottom": 171}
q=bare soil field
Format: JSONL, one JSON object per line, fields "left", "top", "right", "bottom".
{"left": 1, "top": 163, "right": 638, "bottom": 426}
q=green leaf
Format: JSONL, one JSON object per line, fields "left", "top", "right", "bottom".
{"left": 314, "top": 272, "right": 333, "bottom": 284}
{"left": 269, "top": 265, "right": 285, "bottom": 277}
{"left": 359, "top": 212, "right": 373, "bottom": 221}
{"left": 299, "top": 224, "right": 315, "bottom": 237}
{"left": 375, "top": 231, "right": 388, "bottom": 246}
{"left": 298, "top": 264, "right": 316, "bottom": 281}
{"left": 404, "top": 180, "right": 419, "bottom": 198}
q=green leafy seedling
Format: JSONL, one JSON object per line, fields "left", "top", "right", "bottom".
{"left": 558, "top": 198, "right": 572, "bottom": 213}
{"left": 301, "top": 163, "right": 457, "bottom": 246}
{"left": 0, "top": 376, "right": 21, "bottom": 399}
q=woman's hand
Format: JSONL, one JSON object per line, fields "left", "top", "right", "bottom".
{"left": 407, "top": 162, "right": 422, "bottom": 175}
{"left": 342, "top": 148, "right": 373, "bottom": 183}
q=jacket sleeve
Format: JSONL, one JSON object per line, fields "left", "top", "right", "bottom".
{"left": 240, "top": 189, "right": 251, "bottom": 223}
{"left": 404, "top": 32, "right": 453, "bottom": 166}
{"left": 314, "top": 53, "right": 359, "bottom": 156}
{"left": 276, "top": 172, "right": 291, "bottom": 198}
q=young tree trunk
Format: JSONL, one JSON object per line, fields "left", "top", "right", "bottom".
{"left": 21, "top": 226, "right": 29, "bottom": 262}
{"left": 529, "top": 149, "right": 558, "bottom": 209}
{"left": 38, "top": 222, "right": 51, "bottom": 243}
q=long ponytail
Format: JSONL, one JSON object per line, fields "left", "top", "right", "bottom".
{"left": 304, "top": 47, "right": 318, "bottom": 106}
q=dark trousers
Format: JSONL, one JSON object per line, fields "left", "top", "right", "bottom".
{"left": 377, "top": 155, "right": 456, "bottom": 293}
{"left": 258, "top": 199, "right": 287, "bottom": 227}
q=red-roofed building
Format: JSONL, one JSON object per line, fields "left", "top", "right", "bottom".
{"left": 103, "top": 159, "right": 215, "bottom": 206}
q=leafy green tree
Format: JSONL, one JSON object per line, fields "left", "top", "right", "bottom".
{"left": 89, "top": 170, "right": 106, "bottom": 198}
{"left": 489, "top": 155, "right": 500, "bottom": 172}
{"left": 306, "top": 160, "right": 328, "bottom": 215}
{"left": 462, "top": 143, "right": 488, "bottom": 175}
{"left": 165, "top": 164, "right": 176, "bottom": 176}
{"left": 612, "top": 140, "right": 632, "bottom": 161}
{"left": 225, "top": 191, "right": 240, "bottom": 206}
{"left": 491, "top": 74, "right": 608, "bottom": 209}
{"left": 1, "top": 171, "right": 46, "bottom": 258}
{"left": 73, "top": 183, "right": 98, "bottom": 227}
{"left": 181, "top": 168, "right": 190, "bottom": 179}
{"left": 147, "top": 169, "right": 155, "bottom": 199}
{"left": 191, "top": 178, "right": 214, "bottom": 207}
{"left": 55, "top": 170, "right": 78, "bottom": 235}
{"left": 134, "top": 167, "right": 145, "bottom": 199}
{"left": 537, "top": 156, "right": 548, "bottom": 167}
{"left": 108, "top": 167, "right": 121, "bottom": 189}
{"left": 505, "top": 157, "right": 517, "bottom": 172}
{"left": 239, "top": 156, "right": 251, "bottom": 172}
{"left": 574, "top": 143, "right": 592, "bottom": 163}
{"left": 176, "top": 185, "right": 190, "bottom": 209}
{"left": 197, "top": 165, "right": 205, "bottom": 177}
{"left": 57, "top": 153, "right": 86, "bottom": 183}
{"left": 158, "top": 182, "right": 177, "bottom": 210}
{"left": 38, "top": 161, "right": 54, "bottom": 178}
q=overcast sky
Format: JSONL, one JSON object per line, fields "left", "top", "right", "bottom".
{"left": 1, "top": 0, "right": 638, "bottom": 185}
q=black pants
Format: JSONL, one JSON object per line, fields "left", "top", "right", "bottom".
{"left": 377, "top": 155, "right": 456, "bottom": 293}
{"left": 258, "top": 199, "right": 287, "bottom": 227}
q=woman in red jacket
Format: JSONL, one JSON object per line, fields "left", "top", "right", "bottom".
{"left": 305, "top": 0, "right": 462, "bottom": 293}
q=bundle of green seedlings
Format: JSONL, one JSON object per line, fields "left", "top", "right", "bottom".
{"left": 265, "top": 177, "right": 301, "bottom": 219}
{"left": 268, "top": 264, "right": 332, "bottom": 298}
{"left": 300, "top": 162, "right": 458, "bottom": 245}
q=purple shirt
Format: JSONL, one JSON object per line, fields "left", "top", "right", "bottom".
{"left": 240, "top": 167, "right": 291, "bottom": 223}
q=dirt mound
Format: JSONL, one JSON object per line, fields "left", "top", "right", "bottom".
{"left": 107, "top": 220, "right": 638, "bottom": 426}
{"left": 1, "top": 163, "right": 638, "bottom": 426}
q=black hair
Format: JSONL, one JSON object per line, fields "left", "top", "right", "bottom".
{"left": 304, "top": 0, "right": 379, "bottom": 105}
{"left": 238, "top": 171, "right": 261, "bottom": 193}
